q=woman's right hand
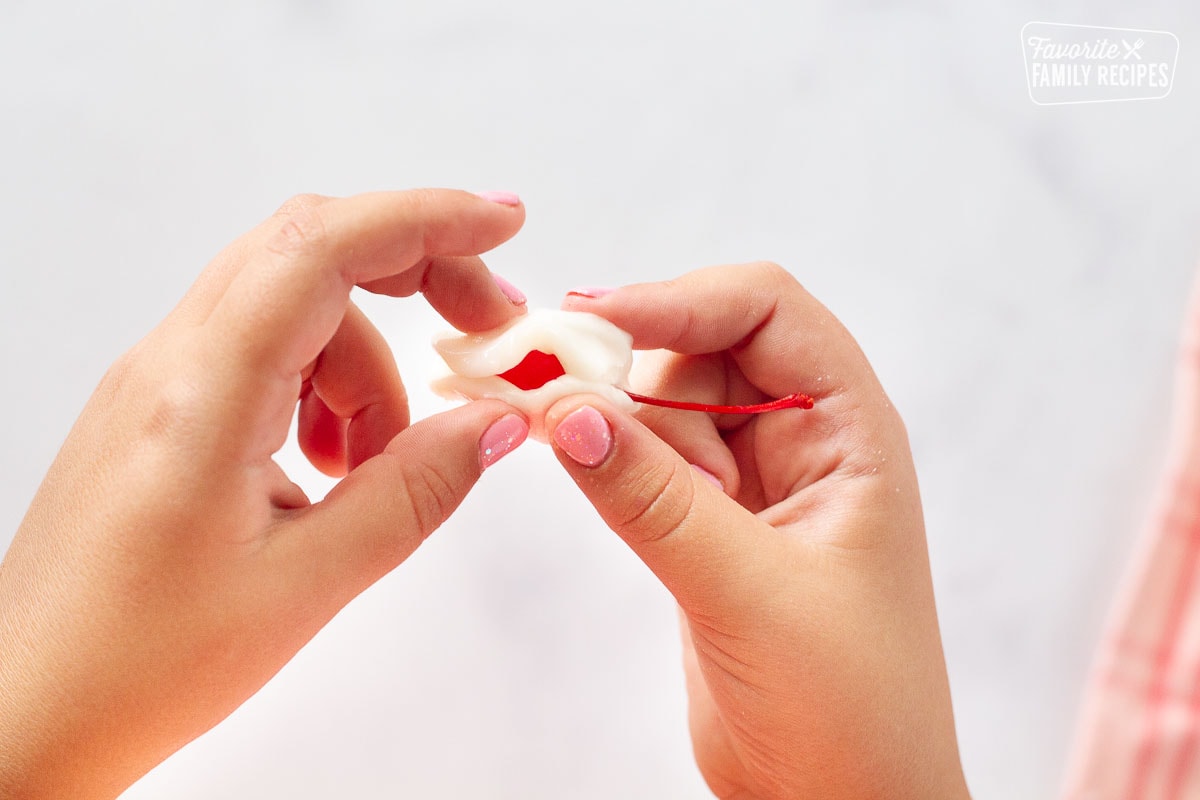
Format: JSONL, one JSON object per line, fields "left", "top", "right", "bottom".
{"left": 547, "top": 264, "right": 970, "bottom": 799}
{"left": 0, "top": 189, "right": 529, "bottom": 799}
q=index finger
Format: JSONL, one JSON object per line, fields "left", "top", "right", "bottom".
{"left": 562, "top": 262, "right": 876, "bottom": 403}
{"left": 202, "top": 188, "right": 524, "bottom": 407}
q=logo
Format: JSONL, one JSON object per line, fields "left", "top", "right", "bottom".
{"left": 1021, "top": 22, "right": 1179, "bottom": 105}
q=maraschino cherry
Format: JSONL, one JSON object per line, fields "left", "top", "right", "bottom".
{"left": 497, "top": 350, "right": 813, "bottom": 413}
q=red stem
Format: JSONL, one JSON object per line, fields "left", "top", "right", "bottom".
{"left": 623, "top": 390, "right": 814, "bottom": 414}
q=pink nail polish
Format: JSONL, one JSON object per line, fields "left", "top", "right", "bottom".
{"left": 553, "top": 406, "right": 612, "bottom": 467}
{"left": 565, "top": 286, "right": 616, "bottom": 299}
{"left": 691, "top": 464, "right": 725, "bottom": 492}
{"left": 476, "top": 191, "right": 522, "bottom": 206}
{"left": 480, "top": 413, "right": 529, "bottom": 470}
{"left": 492, "top": 272, "right": 527, "bottom": 306}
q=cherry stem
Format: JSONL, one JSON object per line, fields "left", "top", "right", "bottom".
{"left": 623, "top": 390, "right": 814, "bottom": 414}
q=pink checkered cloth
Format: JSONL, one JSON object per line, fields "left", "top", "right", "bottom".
{"left": 1062, "top": 285, "right": 1200, "bottom": 799}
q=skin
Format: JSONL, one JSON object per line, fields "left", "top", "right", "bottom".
{"left": 550, "top": 264, "right": 971, "bottom": 799}
{"left": 0, "top": 189, "right": 528, "bottom": 798}
{"left": 0, "top": 193, "right": 968, "bottom": 799}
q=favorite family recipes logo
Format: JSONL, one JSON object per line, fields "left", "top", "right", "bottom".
{"left": 1021, "top": 22, "right": 1179, "bottom": 105}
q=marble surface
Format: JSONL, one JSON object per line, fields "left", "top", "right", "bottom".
{"left": 2, "top": 2, "right": 1199, "bottom": 797}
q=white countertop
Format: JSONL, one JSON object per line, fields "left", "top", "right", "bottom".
{"left": 1, "top": 3, "right": 1197, "bottom": 797}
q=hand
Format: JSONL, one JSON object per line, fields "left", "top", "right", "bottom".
{"left": 549, "top": 264, "right": 970, "bottom": 799}
{"left": 0, "top": 189, "right": 531, "bottom": 799}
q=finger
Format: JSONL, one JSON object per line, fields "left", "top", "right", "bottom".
{"left": 565, "top": 263, "right": 909, "bottom": 489}
{"left": 626, "top": 315, "right": 847, "bottom": 508}
{"left": 298, "top": 303, "right": 409, "bottom": 477}
{"left": 199, "top": 189, "right": 524, "bottom": 456}
{"left": 629, "top": 350, "right": 740, "bottom": 497}
{"left": 277, "top": 400, "right": 529, "bottom": 604}
{"left": 168, "top": 194, "right": 334, "bottom": 327}
{"left": 361, "top": 255, "right": 527, "bottom": 333}
{"left": 170, "top": 197, "right": 526, "bottom": 333}
{"left": 297, "top": 383, "right": 348, "bottom": 477}
{"left": 545, "top": 395, "right": 792, "bottom": 619}
{"left": 207, "top": 190, "right": 523, "bottom": 378}
{"left": 563, "top": 262, "right": 875, "bottom": 404}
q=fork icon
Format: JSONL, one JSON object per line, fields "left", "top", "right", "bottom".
{"left": 1123, "top": 38, "right": 1145, "bottom": 60}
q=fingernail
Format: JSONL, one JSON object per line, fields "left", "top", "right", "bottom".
{"left": 691, "top": 464, "right": 725, "bottom": 492}
{"left": 480, "top": 413, "right": 529, "bottom": 470}
{"left": 492, "top": 272, "right": 527, "bottom": 306}
{"left": 553, "top": 406, "right": 613, "bottom": 468}
{"left": 565, "top": 286, "right": 615, "bottom": 299}
{"left": 476, "top": 190, "right": 522, "bottom": 206}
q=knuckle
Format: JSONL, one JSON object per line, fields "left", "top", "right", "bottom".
{"left": 656, "top": 277, "right": 697, "bottom": 351}
{"left": 92, "top": 333, "right": 210, "bottom": 451}
{"left": 272, "top": 193, "right": 328, "bottom": 219}
{"left": 399, "top": 460, "right": 462, "bottom": 539}
{"left": 265, "top": 203, "right": 331, "bottom": 259}
{"left": 665, "top": 306, "right": 697, "bottom": 352}
{"left": 751, "top": 260, "right": 795, "bottom": 289}
{"left": 405, "top": 187, "right": 439, "bottom": 207}
{"left": 402, "top": 189, "right": 441, "bottom": 253}
{"left": 95, "top": 347, "right": 140, "bottom": 403}
{"left": 613, "top": 458, "right": 696, "bottom": 545}
{"left": 94, "top": 336, "right": 164, "bottom": 409}
{"left": 141, "top": 372, "right": 209, "bottom": 447}
{"left": 740, "top": 261, "right": 800, "bottom": 330}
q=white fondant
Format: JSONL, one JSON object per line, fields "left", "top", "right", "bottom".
{"left": 431, "top": 309, "right": 635, "bottom": 440}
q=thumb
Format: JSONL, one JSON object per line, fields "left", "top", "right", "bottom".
{"left": 545, "top": 396, "right": 789, "bottom": 619}
{"left": 280, "top": 400, "right": 528, "bottom": 604}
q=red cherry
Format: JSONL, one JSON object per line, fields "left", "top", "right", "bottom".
{"left": 497, "top": 350, "right": 567, "bottom": 391}
{"left": 496, "top": 349, "right": 814, "bottom": 414}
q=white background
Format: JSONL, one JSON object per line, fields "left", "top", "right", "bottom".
{"left": 2, "top": 2, "right": 1199, "bottom": 797}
